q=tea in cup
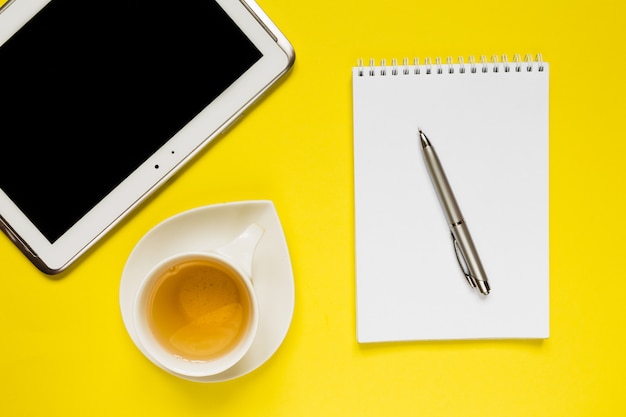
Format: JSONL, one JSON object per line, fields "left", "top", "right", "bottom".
{"left": 132, "top": 223, "right": 264, "bottom": 378}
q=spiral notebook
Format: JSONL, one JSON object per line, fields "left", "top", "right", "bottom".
{"left": 352, "top": 55, "right": 549, "bottom": 342}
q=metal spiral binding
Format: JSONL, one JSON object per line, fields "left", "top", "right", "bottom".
{"left": 356, "top": 54, "right": 544, "bottom": 76}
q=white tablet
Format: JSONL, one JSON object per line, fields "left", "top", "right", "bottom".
{"left": 0, "top": 0, "right": 294, "bottom": 274}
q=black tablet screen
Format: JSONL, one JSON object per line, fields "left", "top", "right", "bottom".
{"left": 0, "top": 0, "right": 262, "bottom": 242}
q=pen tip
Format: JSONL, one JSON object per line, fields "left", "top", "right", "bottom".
{"left": 418, "top": 129, "right": 430, "bottom": 148}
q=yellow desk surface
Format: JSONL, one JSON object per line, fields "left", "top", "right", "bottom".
{"left": 2, "top": 0, "right": 625, "bottom": 416}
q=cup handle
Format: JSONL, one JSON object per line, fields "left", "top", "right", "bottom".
{"left": 213, "top": 223, "right": 265, "bottom": 279}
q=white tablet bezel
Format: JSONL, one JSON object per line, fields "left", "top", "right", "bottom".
{"left": 0, "top": 0, "right": 294, "bottom": 274}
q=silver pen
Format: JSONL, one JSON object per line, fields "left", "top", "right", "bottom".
{"left": 418, "top": 128, "right": 490, "bottom": 295}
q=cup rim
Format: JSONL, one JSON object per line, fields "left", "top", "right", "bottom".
{"left": 132, "top": 252, "right": 260, "bottom": 377}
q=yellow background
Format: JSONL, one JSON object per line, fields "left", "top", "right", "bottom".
{"left": 1, "top": 0, "right": 625, "bottom": 415}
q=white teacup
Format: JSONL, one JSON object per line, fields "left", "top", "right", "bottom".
{"left": 132, "top": 223, "right": 264, "bottom": 378}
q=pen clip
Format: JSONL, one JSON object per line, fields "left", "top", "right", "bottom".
{"left": 451, "top": 233, "right": 477, "bottom": 289}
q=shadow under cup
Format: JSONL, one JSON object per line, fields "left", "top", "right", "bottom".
{"left": 133, "top": 253, "right": 259, "bottom": 377}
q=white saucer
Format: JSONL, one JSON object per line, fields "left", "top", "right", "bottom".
{"left": 119, "top": 201, "right": 295, "bottom": 382}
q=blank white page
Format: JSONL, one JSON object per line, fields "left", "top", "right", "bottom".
{"left": 352, "top": 57, "right": 549, "bottom": 342}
